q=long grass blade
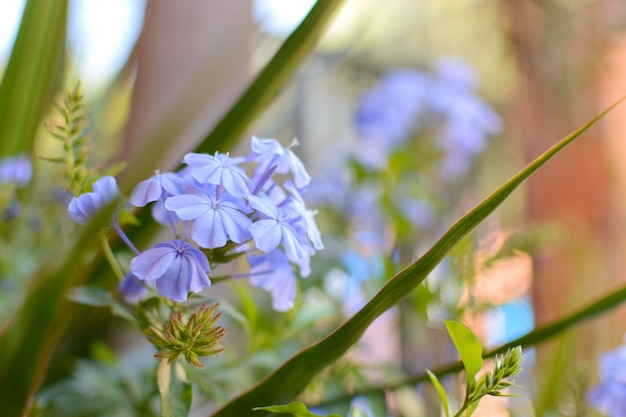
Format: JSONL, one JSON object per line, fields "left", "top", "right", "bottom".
{"left": 209, "top": 99, "right": 625, "bottom": 417}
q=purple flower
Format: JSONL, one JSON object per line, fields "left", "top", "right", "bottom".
{"left": 165, "top": 188, "right": 252, "bottom": 248}
{"left": 68, "top": 176, "right": 118, "bottom": 225}
{"left": 128, "top": 170, "right": 183, "bottom": 207}
{"left": 250, "top": 136, "right": 311, "bottom": 189}
{"left": 354, "top": 70, "right": 426, "bottom": 148}
{"left": 184, "top": 152, "right": 251, "bottom": 197}
{"left": 248, "top": 249, "right": 297, "bottom": 311}
{"left": 119, "top": 273, "right": 148, "bottom": 304}
{"left": 130, "top": 239, "right": 211, "bottom": 302}
{"left": 284, "top": 181, "right": 323, "bottom": 251}
{"left": 248, "top": 193, "right": 309, "bottom": 262}
{"left": 587, "top": 342, "right": 626, "bottom": 417}
{"left": 0, "top": 155, "right": 32, "bottom": 187}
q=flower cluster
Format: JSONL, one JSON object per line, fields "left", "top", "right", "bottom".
{"left": 0, "top": 155, "right": 33, "bottom": 187}
{"left": 353, "top": 57, "right": 502, "bottom": 176}
{"left": 587, "top": 340, "right": 626, "bottom": 417}
{"left": 67, "top": 137, "right": 322, "bottom": 310}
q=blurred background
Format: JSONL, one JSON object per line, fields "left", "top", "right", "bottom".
{"left": 3, "top": 0, "right": 626, "bottom": 415}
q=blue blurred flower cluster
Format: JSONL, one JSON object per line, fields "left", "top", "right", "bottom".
{"left": 354, "top": 57, "right": 502, "bottom": 177}
{"left": 309, "top": 58, "right": 503, "bottom": 316}
{"left": 587, "top": 340, "right": 626, "bottom": 417}
{"left": 67, "top": 137, "right": 322, "bottom": 310}
{"left": 0, "top": 155, "right": 32, "bottom": 187}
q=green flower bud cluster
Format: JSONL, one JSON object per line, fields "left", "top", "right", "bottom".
{"left": 465, "top": 346, "right": 523, "bottom": 407}
{"left": 148, "top": 302, "right": 226, "bottom": 369}
{"left": 43, "top": 82, "right": 93, "bottom": 196}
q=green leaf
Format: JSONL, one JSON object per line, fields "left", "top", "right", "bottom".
{"left": 0, "top": 0, "right": 66, "bottom": 157}
{"left": 444, "top": 320, "right": 483, "bottom": 385}
{"left": 66, "top": 286, "right": 138, "bottom": 326}
{"left": 158, "top": 360, "right": 192, "bottom": 417}
{"left": 208, "top": 99, "right": 624, "bottom": 417}
{"left": 0, "top": 199, "right": 118, "bottom": 416}
{"left": 254, "top": 402, "right": 341, "bottom": 417}
{"left": 426, "top": 370, "right": 450, "bottom": 417}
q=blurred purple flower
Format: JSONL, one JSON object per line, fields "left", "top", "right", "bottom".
{"left": 587, "top": 342, "right": 626, "bottom": 417}
{"left": 433, "top": 56, "right": 478, "bottom": 92}
{"left": 130, "top": 239, "right": 211, "bottom": 302}
{"left": 119, "top": 273, "right": 148, "bottom": 304}
{"left": 184, "top": 152, "right": 251, "bottom": 197}
{"left": 354, "top": 70, "right": 427, "bottom": 151}
{"left": 248, "top": 249, "right": 297, "bottom": 311}
{"left": 165, "top": 188, "right": 252, "bottom": 248}
{"left": 68, "top": 176, "right": 118, "bottom": 225}
{"left": 428, "top": 58, "right": 502, "bottom": 177}
{"left": 0, "top": 155, "right": 32, "bottom": 187}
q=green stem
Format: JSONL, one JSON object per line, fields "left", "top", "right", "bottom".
{"left": 101, "top": 234, "right": 124, "bottom": 281}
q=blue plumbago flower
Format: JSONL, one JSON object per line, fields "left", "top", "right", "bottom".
{"left": 119, "top": 272, "right": 148, "bottom": 304}
{"left": 249, "top": 136, "right": 311, "bottom": 189}
{"left": 587, "top": 342, "right": 626, "bottom": 417}
{"left": 355, "top": 70, "right": 427, "bottom": 147}
{"left": 129, "top": 170, "right": 186, "bottom": 228}
{"left": 184, "top": 152, "right": 251, "bottom": 197}
{"left": 248, "top": 193, "right": 310, "bottom": 262}
{"left": 122, "top": 138, "right": 322, "bottom": 310}
{"left": 247, "top": 249, "right": 297, "bottom": 311}
{"left": 128, "top": 170, "right": 184, "bottom": 207}
{"left": 165, "top": 186, "right": 252, "bottom": 249}
{"left": 284, "top": 181, "right": 323, "bottom": 251}
{"left": 68, "top": 176, "right": 119, "bottom": 225}
{"left": 130, "top": 239, "right": 211, "bottom": 302}
{"left": 0, "top": 155, "right": 32, "bottom": 187}
{"left": 352, "top": 58, "right": 501, "bottom": 176}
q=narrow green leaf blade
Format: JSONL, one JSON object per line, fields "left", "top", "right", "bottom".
{"left": 254, "top": 402, "right": 340, "bottom": 417}
{"left": 209, "top": 99, "right": 624, "bottom": 417}
{"left": 0, "top": 200, "right": 118, "bottom": 416}
{"left": 158, "top": 360, "right": 193, "bottom": 417}
{"left": 444, "top": 320, "right": 483, "bottom": 384}
{"left": 426, "top": 370, "right": 450, "bottom": 417}
{"left": 66, "top": 286, "right": 138, "bottom": 326}
{"left": 0, "top": 0, "right": 66, "bottom": 157}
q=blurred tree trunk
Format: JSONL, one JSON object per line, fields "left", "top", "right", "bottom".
{"left": 120, "top": 0, "right": 253, "bottom": 185}
{"left": 500, "top": 0, "right": 623, "bottom": 412}
{"left": 501, "top": 0, "right": 610, "bottom": 325}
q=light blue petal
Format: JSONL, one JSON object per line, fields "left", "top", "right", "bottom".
{"left": 287, "top": 150, "right": 311, "bottom": 188}
{"left": 129, "top": 176, "right": 162, "bottom": 207}
{"left": 221, "top": 168, "right": 251, "bottom": 197}
{"left": 271, "top": 275, "right": 296, "bottom": 311}
{"left": 247, "top": 194, "right": 278, "bottom": 218}
{"left": 186, "top": 256, "right": 211, "bottom": 293}
{"left": 165, "top": 194, "right": 210, "bottom": 220}
{"left": 131, "top": 246, "right": 177, "bottom": 281}
{"left": 192, "top": 210, "right": 227, "bottom": 248}
{"left": 280, "top": 224, "right": 307, "bottom": 261}
{"left": 185, "top": 246, "right": 211, "bottom": 273}
{"left": 92, "top": 176, "right": 118, "bottom": 200}
{"left": 250, "top": 136, "right": 284, "bottom": 156}
{"left": 249, "top": 220, "right": 281, "bottom": 253}
{"left": 218, "top": 207, "right": 252, "bottom": 243}
{"left": 156, "top": 258, "right": 189, "bottom": 302}
{"left": 119, "top": 273, "right": 148, "bottom": 304}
